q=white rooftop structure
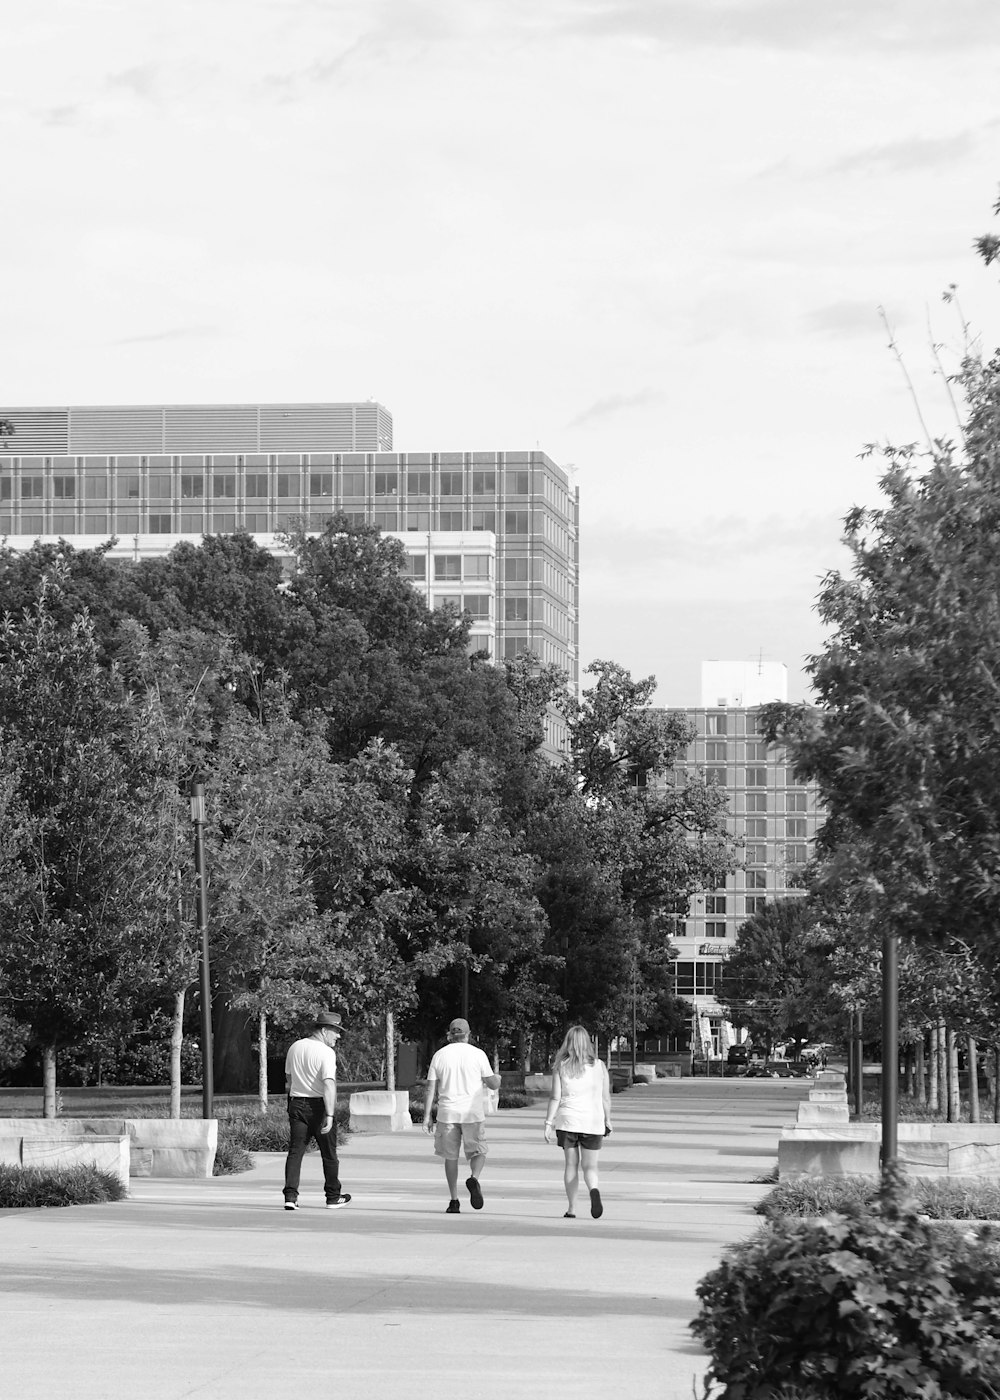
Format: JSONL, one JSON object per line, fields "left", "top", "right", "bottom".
{"left": 700, "top": 659, "right": 788, "bottom": 709}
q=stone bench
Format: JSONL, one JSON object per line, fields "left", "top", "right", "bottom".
{"left": 794, "top": 1070, "right": 850, "bottom": 1126}
{"left": 0, "top": 1119, "right": 217, "bottom": 1178}
{"left": 348, "top": 1090, "right": 411, "bottom": 1134}
{"left": 779, "top": 1122, "right": 1000, "bottom": 1180}
{"left": 0, "top": 1133, "right": 130, "bottom": 1190}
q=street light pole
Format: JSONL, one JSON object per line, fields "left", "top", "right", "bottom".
{"left": 881, "top": 930, "right": 899, "bottom": 1173}
{"left": 190, "top": 777, "right": 213, "bottom": 1120}
{"left": 631, "top": 957, "right": 637, "bottom": 1077}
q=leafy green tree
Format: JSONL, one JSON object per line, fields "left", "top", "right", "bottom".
{"left": 509, "top": 663, "right": 736, "bottom": 1056}
{"left": 199, "top": 693, "right": 343, "bottom": 1105}
{"left": 0, "top": 596, "right": 172, "bottom": 1114}
{"left": 759, "top": 330, "right": 1000, "bottom": 969}
{"left": 718, "top": 900, "right": 817, "bottom": 1057}
{"left": 402, "top": 750, "right": 550, "bottom": 1060}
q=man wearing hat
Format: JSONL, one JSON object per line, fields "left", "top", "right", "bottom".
{"left": 422, "top": 1018, "right": 502, "bottom": 1214}
{"left": 282, "top": 1011, "right": 351, "bottom": 1211}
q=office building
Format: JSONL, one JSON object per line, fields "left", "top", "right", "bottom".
{"left": 0, "top": 402, "right": 579, "bottom": 751}
{"left": 658, "top": 663, "right": 824, "bottom": 1056}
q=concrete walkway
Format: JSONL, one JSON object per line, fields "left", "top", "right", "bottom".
{"left": 1, "top": 1079, "right": 808, "bottom": 1400}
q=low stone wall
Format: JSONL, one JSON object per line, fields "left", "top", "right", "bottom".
{"left": 0, "top": 1133, "right": 130, "bottom": 1190}
{"left": 0, "top": 1119, "right": 217, "bottom": 1178}
{"left": 348, "top": 1090, "right": 411, "bottom": 1134}
{"left": 779, "top": 1122, "right": 1000, "bottom": 1180}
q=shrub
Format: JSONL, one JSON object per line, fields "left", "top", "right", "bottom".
{"left": 693, "top": 1165, "right": 1000, "bottom": 1399}
{"left": 213, "top": 1138, "right": 254, "bottom": 1176}
{"left": 0, "top": 1164, "right": 127, "bottom": 1207}
{"left": 758, "top": 1174, "right": 1000, "bottom": 1222}
{"left": 216, "top": 1102, "right": 291, "bottom": 1154}
{"left": 498, "top": 1089, "right": 532, "bottom": 1109}
{"left": 213, "top": 1099, "right": 351, "bottom": 1171}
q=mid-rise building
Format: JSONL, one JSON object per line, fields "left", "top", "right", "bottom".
{"left": 658, "top": 663, "right": 824, "bottom": 1057}
{"left": 0, "top": 402, "right": 579, "bottom": 751}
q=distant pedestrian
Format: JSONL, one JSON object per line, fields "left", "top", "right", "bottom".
{"left": 543, "top": 1025, "right": 612, "bottom": 1219}
{"left": 422, "top": 1017, "right": 501, "bottom": 1214}
{"left": 282, "top": 1010, "right": 351, "bottom": 1212}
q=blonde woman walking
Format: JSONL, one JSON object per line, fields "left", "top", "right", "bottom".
{"left": 543, "top": 1025, "right": 612, "bottom": 1218}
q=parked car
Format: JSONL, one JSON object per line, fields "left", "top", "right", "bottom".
{"left": 745, "top": 1059, "right": 809, "bottom": 1079}
{"left": 726, "top": 1045, "right": 750, "bottom": 1065}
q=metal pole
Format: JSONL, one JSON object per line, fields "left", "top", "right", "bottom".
{"left": 881, "top": 930, "right": 898, "bottom": 1172}
{"left": 461, "top": 959, "right": 469, "bottom": 1023}
{"left": 852, "top": 1009, "right": 864, "bottom": 1118}
{"left": 631, "top": 958, "right": 637, "bottom": 1077}
{"left": 190, "top": 778, "right": 213, "bottom": 1120}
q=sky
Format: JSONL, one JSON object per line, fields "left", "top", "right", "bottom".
{"left": 5, "top": 0, "right": 1000, "bottom": 705}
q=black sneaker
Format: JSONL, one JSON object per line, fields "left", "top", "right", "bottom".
{"left": 590, "top": 1187, "right": 603, "bottom": 1219}
{"left": 466, "top": 1176, "right": 484, "bottom": 1210}
{"left": 325, "top": 1194, "right": 352, "bottom": 1209}
{"left": 446, "top": 1199, "right": 460, "bottom": 1214}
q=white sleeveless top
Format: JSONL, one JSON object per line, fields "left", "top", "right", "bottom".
{"left": 552, "top": 1060, "right": 606, "bottom": 1135}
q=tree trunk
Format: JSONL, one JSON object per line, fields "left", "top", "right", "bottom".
{"left": 937, "top": 1021, "right": 947, "bottom": 1113}
{"left": 928, "top": 1026, "right": 938, "bottom": 1111}
{"left": 915, "top": 1037, "right": 925, "bottom": 1105}
{"left": 385, "top": 1009, "right": 395, "bottom": 1093}
{"left": 170, "top": 989, "right": 185, "bottom": 1119}
{"left": 43, "top": 1045, "right": 58, "bottom": 1118}
{"left": 947, "top": 1027, "right": 960, "bottom": 1122}
{"left": 257, "top": 1011, "right": 268, "bottom": 1114}
{"left": 968, "top": 1036, "right": 980, "bottom": 1124}
{"left": 995, "top": 1047, "right": 1000, "bottom": 1124}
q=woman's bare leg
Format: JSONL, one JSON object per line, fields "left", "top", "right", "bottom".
{"left": 563, "top": 1144, "right": 581, "bottom": 1213}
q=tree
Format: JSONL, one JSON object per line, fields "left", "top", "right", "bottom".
{"left": 718, "top": 900, "right": 818, "bottom": 1057}
{"left": 759, "top": 215, "right": 1000, "bottom": 970}
{"left": 0, "top": 594, "right": 172, "bottom": 1114}
{"left": 201, "top": 693, "right": 342, "bottom": 1106}
{"left": 509, "top": 662, "right": 737, "bottom": 1055}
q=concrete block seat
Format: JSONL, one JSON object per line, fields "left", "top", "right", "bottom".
{"left": 348, "top": 1091, "right": 411, "bottom": 1134}
{"left": 0, "top": 1133, "right": 130, "bottom": 1190}
{"left": 0, "top": 1119, "right": 217, "bottom": 1178}
{"left": 780, "top": 1122, "right": 1000, "bottom": 1180}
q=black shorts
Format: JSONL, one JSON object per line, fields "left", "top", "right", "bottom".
{"left": 556, "top": 1130, "right": 603, "bottom": 1150}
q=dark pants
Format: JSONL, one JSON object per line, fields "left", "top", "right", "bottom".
{"left": 284, "top": 1097, "right": 342, "bottom": 1203}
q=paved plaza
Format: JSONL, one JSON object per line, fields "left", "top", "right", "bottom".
{"left": 1, "top": 1078, "right": 809, "bottom": 1400}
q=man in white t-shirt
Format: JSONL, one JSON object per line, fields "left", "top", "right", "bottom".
{"left": 423, "top": 1017, "right": 502, "bottom": 1214}
{"left": 283, "top": 1010, "right": 351, "bottom": 1211}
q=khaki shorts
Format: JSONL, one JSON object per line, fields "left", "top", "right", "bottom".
{"left": 434, "top": 1120, "right": 488, "bottom": 1162}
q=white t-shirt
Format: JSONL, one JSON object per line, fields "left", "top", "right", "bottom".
{"left": 552, "top": 1060, "right": 607, "bottom": 1135}
{"left": 427, "top": 1041, "right": 494, "bottom": 1123}
{"left": 285, "top": 1037, "right": 337, "bottom": 1098}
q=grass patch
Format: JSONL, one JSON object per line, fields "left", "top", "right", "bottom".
{"left": 0, "top": 1163, "right": 127, "bottom": 1208}
{"left": 857, "top": 1090, "right": 1000, "bottom": 1124}
{"left": 758, "top": 1174, "right": 1000, "bottom": 1221}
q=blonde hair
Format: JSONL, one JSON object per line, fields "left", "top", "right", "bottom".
{"left": 553, "top": 1025, "right": 596, "bottom": 1080}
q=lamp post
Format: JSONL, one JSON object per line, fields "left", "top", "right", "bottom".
{"left": 631, "top": 957, "right": 638, "bottom": 1077}
{"left": 190, "top": 777, "right": 213, "bottom": 1119}
{"left": 881, "top": 930, "right": 899, "bottom": 1173}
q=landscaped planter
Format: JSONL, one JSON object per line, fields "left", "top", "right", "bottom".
{"left": 0, "top": 1118, "right": 217, "bottom": 1178}
{"left": 780, "top": 1122, "right": 1000, "bottom": 1180}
